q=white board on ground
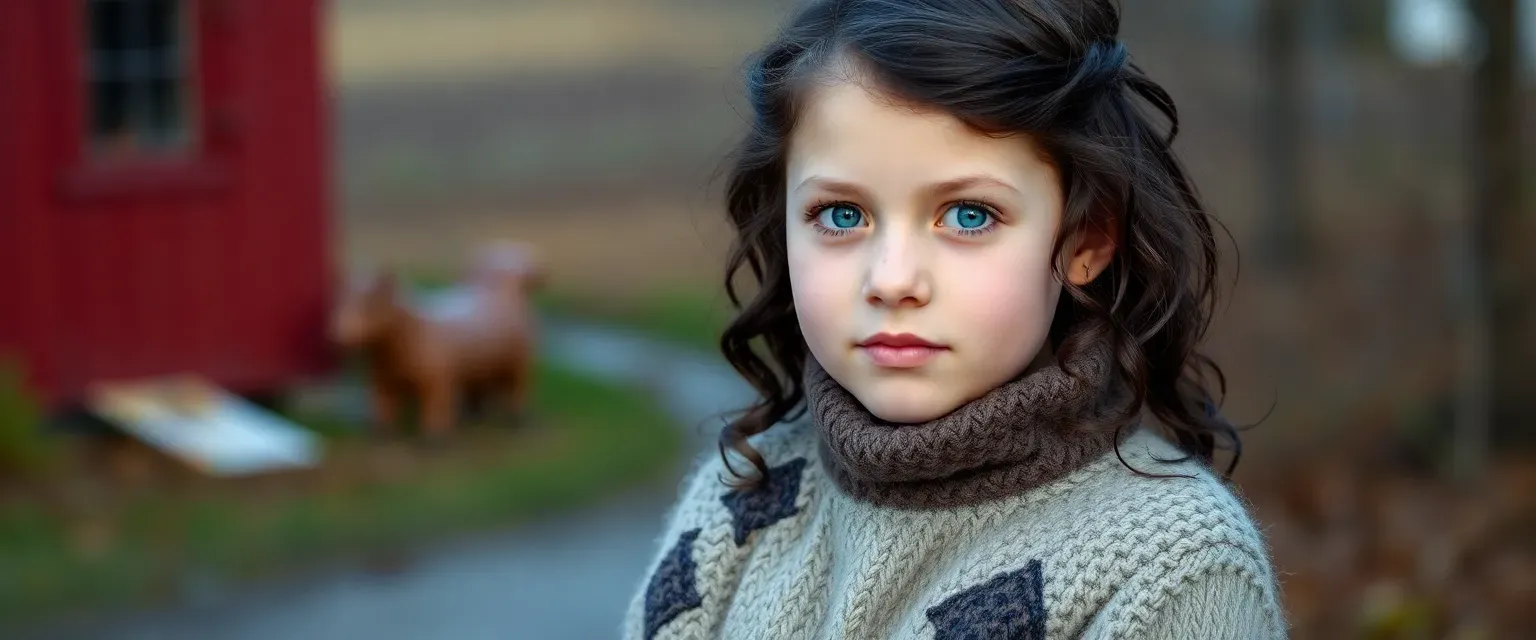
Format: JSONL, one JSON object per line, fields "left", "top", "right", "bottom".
{"left": 86, "top": 375, "right": 323, "bottom": 476}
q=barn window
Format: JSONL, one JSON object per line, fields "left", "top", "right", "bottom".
{"left": 84, "top": 0, "right": 192, "bottom": 155}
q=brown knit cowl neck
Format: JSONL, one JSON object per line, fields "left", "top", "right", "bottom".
{"left": 804, "top": 341, "right": 1134, "bottom": 510}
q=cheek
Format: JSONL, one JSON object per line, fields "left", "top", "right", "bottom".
{"left": 946, "top": 244, "right": 1062, "bottom": 355}
{"left": 788, "top": 230, "right": 858, "bottom": 345}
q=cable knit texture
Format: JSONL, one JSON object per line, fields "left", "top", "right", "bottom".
{"left": 809, "top": 341, "right": 1129, "bottom": 509}
{"left": 623, "top": 353, "right": 1288, "bottom": 639}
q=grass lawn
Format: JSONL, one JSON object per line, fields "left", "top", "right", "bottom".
{"left": 533, "top": 287, "right": 732, "bottom": 355}
{"left": 0, "top": 359, "right": 683, "bottom": 626}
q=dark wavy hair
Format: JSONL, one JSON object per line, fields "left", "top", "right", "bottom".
{"left": 717, "top": 0, "right": 1239, "bottom": 487}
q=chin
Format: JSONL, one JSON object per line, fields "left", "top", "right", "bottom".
{"left": 853, "top": 383, "right": 961, "bottom": 424}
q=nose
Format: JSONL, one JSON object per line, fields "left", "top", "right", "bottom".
{"left": 862, "top": 232, "right": 931, "bottom": 309}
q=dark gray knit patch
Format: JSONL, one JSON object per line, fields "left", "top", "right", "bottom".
{"left": 643, "top": 528, "right": 703, "bottom": 640}
{"left": 720, "top": 457, "right": 808, "bottom": 546}
{"left": 926, "top": 559, "right": 1047, "bottom": 640}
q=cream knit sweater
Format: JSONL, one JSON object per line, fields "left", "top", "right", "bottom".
{"left": 621, "top": 419, "right": 1287, "bottom": 639}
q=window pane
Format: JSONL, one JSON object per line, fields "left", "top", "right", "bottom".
{"left": 146, "top": 76, "right": 182, "bottom": 143}
{"left": 144, "top": 0, "right": 176, "bottom": 54}
{"left": 88, "top": 0, "right": 127, "bottom": 53}
{"left": 91, "top": 79, "right": 131, "bottom": 140}
{"left": 84, "top": 0, "right": 190, "bottom": 155}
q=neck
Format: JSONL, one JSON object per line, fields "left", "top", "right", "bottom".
{"left": 804, "top": 340, "right": 1132, "bottom": 510}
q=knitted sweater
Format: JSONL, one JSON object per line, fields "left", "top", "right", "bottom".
{"left": 623, "top": 421, "right": 1286, "bottom": 639}
{"left": 622, "top": 347, "right": 1287, "bottom": 639}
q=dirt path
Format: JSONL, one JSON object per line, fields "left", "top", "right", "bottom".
{"left": 329, "top": 0, "right": 787, "bottom": 88}
{"left": 340, "top": 201, "right": 736, "bottom": 296}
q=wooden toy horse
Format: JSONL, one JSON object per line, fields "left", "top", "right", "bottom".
{"left": 330, "top": 243, "right": 543, "bottom": 439}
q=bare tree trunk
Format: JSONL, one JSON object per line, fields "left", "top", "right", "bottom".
{"left": 1259, "top": 0, "right": 1306, "bottom": 272}
{"left": 1457, "top": 0, "right": 1527, "bottom": 480}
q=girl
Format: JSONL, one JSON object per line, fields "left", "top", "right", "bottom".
{"left": 625, "top": 0, "right": 1286, "bottom": 637}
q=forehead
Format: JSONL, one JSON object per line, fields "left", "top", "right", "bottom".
{"left": 786, "top": 80, "right": 1054, "bottom": 187}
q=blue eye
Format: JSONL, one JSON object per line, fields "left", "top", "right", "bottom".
{"left": 817, "top": 205, "right": 865, "bottom": 229}
{"left": 942, "top": 203, "right": 995, "bottom": 232}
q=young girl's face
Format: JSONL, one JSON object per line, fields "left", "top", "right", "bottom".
{"left": 786, "top": 79, "right": 1071, "bottom": 423}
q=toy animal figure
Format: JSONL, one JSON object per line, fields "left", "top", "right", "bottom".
{"left": 329, "top": 243, "right": 543, "bottom": 439}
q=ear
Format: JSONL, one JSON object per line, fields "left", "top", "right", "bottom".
{"left": 1065, "top": 216, "right": 1118, "bottom": 286}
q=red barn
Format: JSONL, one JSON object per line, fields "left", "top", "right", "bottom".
{"left": 0, "top": 0, "right": 334, "bottom": 410}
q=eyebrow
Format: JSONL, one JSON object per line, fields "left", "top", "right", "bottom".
{"left": 792, "top": 173, "right": 1022, "bottom": 199}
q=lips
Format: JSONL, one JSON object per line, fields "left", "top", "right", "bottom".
{"left": 858, "top": 333, "right": 943, "bottom": 349}
{"left": 857, "top": 333, "right": 947, "bottom": 368}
